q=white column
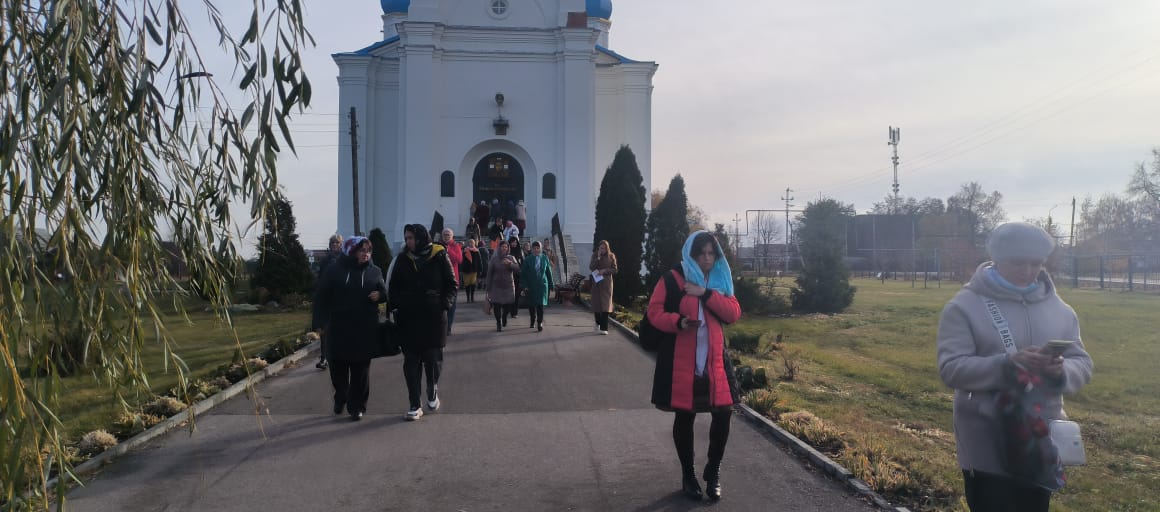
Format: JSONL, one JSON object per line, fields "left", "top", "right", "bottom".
{"left": 397, "top": 21, "right": 440, "bottom": 236}
{"left": 558, "top": 27, "right": 597, "bottom": 242}
{"left": 622, "top": 64, "right": 659, "bottom": 204}
{"left": 334, "top": 57, "right": 370, "bottom": 237}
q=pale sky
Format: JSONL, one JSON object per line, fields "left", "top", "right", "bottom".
{"left": 195, "top": 1, "right": 1160, "bottom": 249}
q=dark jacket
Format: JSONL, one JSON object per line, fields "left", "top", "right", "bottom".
{"left": 388, "top": 245, "right": 457, "bottom": 351}
{"left": 312, "top": 257, "right": 387, "bottom": 362}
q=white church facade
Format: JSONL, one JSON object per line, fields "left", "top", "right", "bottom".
{"left": 332, "top": 0, "right": 656, "bottom": 256}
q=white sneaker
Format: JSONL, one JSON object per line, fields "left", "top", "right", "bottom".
{"left": 600, "top": 329, "right": 609, "bottom": 335}
{"left": 595, "top": 325, "right": 601, "bottom": 333}
{"left": 426, "top": 396, "right": 441, "bottom": 412}
{"left": 405, "top": 408, "right": 423, "bottom": 421}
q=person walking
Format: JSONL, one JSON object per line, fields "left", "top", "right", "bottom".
{"left": 388, "top": 224, "right": 457, "bottom": 421}
{"left": 475, "top": 200, "right": 491, "bottom": 230}
{"left": 507, "top": 236, "right": 524, "bottom": 319}
{"left": 502, "top": 219, "right": 520, "bottom": 242}
{"left": 465, "top": 217, "right": 481, "bottom": 243}
{"left": 515, "top": 199, "right": 527, "bottom": 233}
{"left": 589, "top": 240, "right": 618, "bottom": 335}
{"left": 647, "top": 231, "right": 741, "bottom": 501}
{"left": 937, "top": 222, "right": 1093, "bottom": 512}
{"left": 441, "top": 228, "right": 464, "bottom": 335}
{"left": 461, "top": 238, "right": 482, "bottom": 303}
{"left": 520, "top": 241, "right": 554, "bottom": 331}
{"left": 485, "top": 241, "right": 519, "bottom": 332}
{"left": 314, "top": 233, "right": 344, "bottom": 370}
{"left": 311, "top": 236, "right": 387, "bottom": 421}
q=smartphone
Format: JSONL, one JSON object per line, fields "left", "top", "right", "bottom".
{"left": 1044, "top": 339, "right": 1075, "bottom": 355}
{"left": 685, "top": 319, "right": 703, "bottom": 329}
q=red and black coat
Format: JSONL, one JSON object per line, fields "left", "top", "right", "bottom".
{"left": 646, "top": 269, "right": 741, "bottom": 412}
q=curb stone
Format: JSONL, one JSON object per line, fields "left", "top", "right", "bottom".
{"left": 48, "top": 340, "right": 320, "bottom": 489}
{"left": 595, "top": 301, "right": 908, "bottom": 512}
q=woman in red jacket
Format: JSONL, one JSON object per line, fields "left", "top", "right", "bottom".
{"left": 646, "top": 231, "right": 741, "bottom": 502}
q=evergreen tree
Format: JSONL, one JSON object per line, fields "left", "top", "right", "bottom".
{"left": 712, "top": 222, "right": 738, "bottom": 270}
{"left": 645, "top": 175, "right": 690, "bottom": 290}
{"left": 251, "top": 198, "right": 314, "bottom": 300}
{"left": 594, "top": 145, "right": 647, "bottom": 302}
{"left": 791, "top": 198, "right": 857, "bottom": 313}
{"left": 368, "top": 228, "right": 393, "bottom": 269}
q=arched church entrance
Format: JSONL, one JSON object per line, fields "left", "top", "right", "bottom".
{"left": 472, "top": 152, "right": 524, "bottom": 216}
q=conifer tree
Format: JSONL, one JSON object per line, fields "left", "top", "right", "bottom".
{"left": 645, "top": 175, "right": 690, "bottom": 290}
{"left": 368, "top": 228, "right": 393, "bottom": 269}
{"left": 593, "top": 145, "right": 647, "bottom": 302}
{"left": 712, "top": 222, "right": 738, "bottom": 270}
{"left": 791, "top": 198, "right": 857, "bottom": 313}
{"left": 252, "top": 198, "right": 314, "bottom": 300}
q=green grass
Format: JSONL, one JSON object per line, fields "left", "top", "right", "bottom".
{"left": 51, "top": 307, "right": 311, "bottom": 440}
{"left": 731, "top": 278, "right": 1159, "bottom": 512}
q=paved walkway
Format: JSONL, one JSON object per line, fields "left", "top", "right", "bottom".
{"left": 67, "top": 298, "right": 878, "bottom": 511}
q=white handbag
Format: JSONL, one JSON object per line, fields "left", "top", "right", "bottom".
{"left": 981, "top": 296, "right": 1087, "bottom": 466}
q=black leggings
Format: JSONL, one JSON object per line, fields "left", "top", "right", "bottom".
{"left": 403, "top": 348, "right": 442, "bottom": 409}
{"left": 493, "top": 302, "right": 515, "bottom": 325}
{"left": 962, "top": 470, "right": 1051, "bottom": 512}
{"left": 594, "top": 312, "right": 610, "bottom": 331}
{"left": 673, "top": 408, "right": 731, "bottom": 469}
{"left": 465, "top": 284, "right": 477, "bottom": 303}
{"left": 528, "top": 305, "right": 544, "bottom": 326}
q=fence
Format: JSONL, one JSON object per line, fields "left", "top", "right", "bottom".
{"left": 1059, "top": 253, "right": 1160, "bottom": 292}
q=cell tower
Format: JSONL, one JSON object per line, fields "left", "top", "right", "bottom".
{"left": 888, "top": 126, "right": 901, "bottom": 202}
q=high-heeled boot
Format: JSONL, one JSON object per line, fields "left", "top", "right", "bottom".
{"left": 681, "top": 464, "right": 702, "bottom": 500}
{"left": 703, "top": 460, "right": 721, "bottom": 500}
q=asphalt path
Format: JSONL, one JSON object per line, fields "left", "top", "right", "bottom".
{"left": 67, "top": 297, "right": 878, "bottom": 511}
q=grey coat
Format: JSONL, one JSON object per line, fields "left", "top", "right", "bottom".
{"left": 486, "top": 254, "right": 519, "bottom": 305}
{"left": 936, "top": 263, "right": 1093, "bottom": 477}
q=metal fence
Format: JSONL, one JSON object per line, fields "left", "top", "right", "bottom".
{"left": 1058, "top": 253, "right": 1160, "bottom": 292}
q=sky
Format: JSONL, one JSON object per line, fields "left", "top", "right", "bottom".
{"left": 192, "top": 1, "right": 1160, "bottom": 249}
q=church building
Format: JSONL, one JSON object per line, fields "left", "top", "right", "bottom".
{"left": 332, "top": 0, "right": 656, "bottom": 257}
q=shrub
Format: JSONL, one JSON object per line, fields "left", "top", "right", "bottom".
{"left": 113, "top": 411, "right": 165, "bottom": 437}
{"left": 779, "top": 347, "right": 802, "bottom": 381}
{"left": 778, "top": 411, "right": 846, "bottom": 454}
{"left": 744, "top": 388, "right": 785, "bottom": 418}
{"left": 734, "top": 277, "right": 791, "bottom": 315}
{"left": 143, "top": 396, "right": 188, "bottom": 418}
{"left": 837, "top": 441, "right": 920, "bottom": 500}
{"left": 792, "top": 198, "right": 857, "bottom": 313}
{"left": 278, "top": 292, "right": 308, "bottom": 310}
{"left": 728, "top": 331, "right": 762, "bottom": 353}
{"left": 77, "top": 430, "right": 118, "bottom": 457}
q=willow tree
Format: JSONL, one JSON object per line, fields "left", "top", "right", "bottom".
{"left": 0, "top": 1, "right": 313, "bottom": 507}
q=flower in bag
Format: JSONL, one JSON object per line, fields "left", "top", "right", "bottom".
{"left": 1029, "top": 416, "right": 1049, "bottom": 438}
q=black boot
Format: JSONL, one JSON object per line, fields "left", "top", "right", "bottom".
{"left": 703, "top": 461, "right": 721, "bottom": 501}
{"left": 682, "top": 464, "right": 703, "bottom": 500}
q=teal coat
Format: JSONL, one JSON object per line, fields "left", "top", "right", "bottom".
{"left": 520, "top": 254, "right": 554, "bottom": 306}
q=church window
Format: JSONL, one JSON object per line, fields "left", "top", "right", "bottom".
{"left": 489, "top": 0, "right": 509, "bottom": 17}
{"left": 542, "top": 173, "right": 557, "bottom": 199}
{"left": 440, "top": 170, "right": 455, "bottom": 197}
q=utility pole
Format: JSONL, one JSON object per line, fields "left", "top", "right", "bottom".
{"left": 732, "top": 213, "right": 742, "bottom": 262}
{"left": 781, "top": 188, "right": 794, "bottom": 273}
{"left": 1069, "top": 196, "right": 1076, "bottom": 248}
{"left": 349, "top": 107, "right": 362, "bottom": 236}
{"left": 888, "top": 126, "right": 901, "bottom": 212}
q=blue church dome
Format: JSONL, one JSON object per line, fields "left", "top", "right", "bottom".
{"left": 381, "top": 0, "right": 410, "bottom": 14}
{"left": 587, "top": 0, "right": 612, "bottom": 19}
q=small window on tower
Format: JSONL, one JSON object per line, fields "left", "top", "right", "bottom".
{"left": 440, "top": 171, "right": 455, "bottom": 197}
{"left": 490, "top": 0, "right": 509, "bottom": 17}
{"left": 542, "top": 173, "right": 556, "bottom": 199}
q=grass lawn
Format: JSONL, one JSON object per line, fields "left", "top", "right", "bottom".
{"left": 51, "top": 307, "right": 312, "bottom": 441}
{"left": 729, "top": 277, "right": 1159, "bottom": 511}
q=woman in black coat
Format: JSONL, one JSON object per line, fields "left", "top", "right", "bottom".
{"left": 388, "top": 224, "right": 457, "bottom": 421}
{"left": 311, "top": 236, "right": 387, "bottom": 421}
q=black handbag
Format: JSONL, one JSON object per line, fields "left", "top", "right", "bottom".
{"left": 639, "top": 270, "right": 682, "bottom": 352}
{"left": 372, "top": 318, "right": 401, "bottom": 358}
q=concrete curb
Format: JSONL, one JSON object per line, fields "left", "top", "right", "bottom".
{"left": 593, "top": 300, "right": 908, "bottom": 512}
{"left": 53, "top": 340, "right": 320, "bottom": 487}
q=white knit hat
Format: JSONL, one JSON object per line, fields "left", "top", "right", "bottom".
{"left": 986, "top": 222, "right": 1055, "bottom": 262}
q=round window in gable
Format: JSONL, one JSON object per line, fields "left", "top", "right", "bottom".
{"left": 489, "top": 0, "right": 510, "bottom": 18}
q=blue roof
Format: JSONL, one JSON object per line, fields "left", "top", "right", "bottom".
{"left": 595, "top": 45, "right": 640, "bottom": 64}
{"left": 587, "top": 0, "right": 612, "bottom": 19}
{"left": 333, "top": 36, "right": 400, "bottom": 57}
{"left": 381, "top": 0, "right": 410, "bottom": 14}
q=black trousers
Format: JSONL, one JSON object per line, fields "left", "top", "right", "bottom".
{"left": 528, "top": 305, "right": 544, "bottom": 327}
{"left": 329, "top": 359, "right": 370, "bottom": 414}
{"left": 962, "top": 470, "right": 1051, "bottom": 512}
{"left": 493, "top": 302, "right": 515, "bottom": 326}
{"left": 403, "top": 348, "right": 443, "bottom": 409}
{"left": 673, "top": 378, "right": 732, "bottom": 470}
{"left": 594, "top": 312, "right": 610, "bottom": 331}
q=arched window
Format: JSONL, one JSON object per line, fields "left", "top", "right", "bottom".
{"left": 440, "top": 170, "right": 455, "bottom": 197}
{"left": 542, "top": 172, "right": 557, "bottom": 199}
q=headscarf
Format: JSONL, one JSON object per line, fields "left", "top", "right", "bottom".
{"left": 680, "top": 230, "right": 734, "bottom": 297}
{"left": 341, "top": 236, "right": 369, "bottom": 256}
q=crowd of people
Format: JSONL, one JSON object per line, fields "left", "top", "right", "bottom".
{"left": 309, "top": 216, "right": 1092, "bottom": 508}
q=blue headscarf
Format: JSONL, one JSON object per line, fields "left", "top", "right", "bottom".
{"left": 680, "top": 230, "right": 734, "bottom": 297}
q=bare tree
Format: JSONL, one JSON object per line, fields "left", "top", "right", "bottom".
{"left": 947, "top": 182, "right": 1006, "bottom": 246}
{"left": 750, "top": 211, "right": 782, "bottom": 275}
